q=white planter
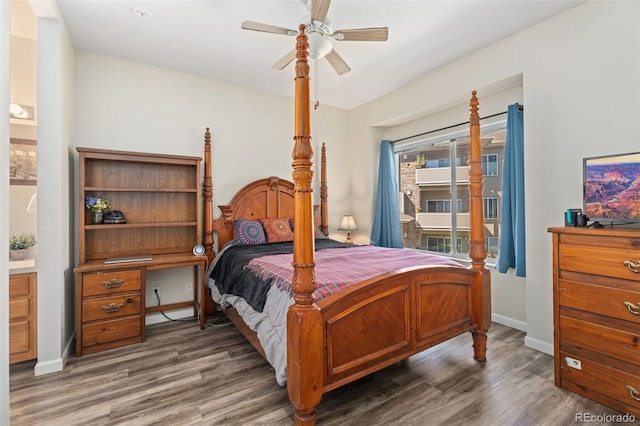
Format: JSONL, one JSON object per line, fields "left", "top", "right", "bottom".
{"left": 10, "top": 249, "right": 29, "bottom": 261}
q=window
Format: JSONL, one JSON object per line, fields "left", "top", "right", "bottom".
{"left": 396, "top": 121, "right": 505, "bottom": 259}
{"left": 426, "top": 158, "right": 461, "bottom": 168}
{"left": 426, "top": 199, "right": 462, "bottom": 213}
{"left": 481, "top": 153, "right": 498, "bottom": 176}
{"left": 485, "top": 237, "right": 499, "bottom": 258}
{"left": 483, "top": 197, "right": 499, "bottom": 220}
{"left": 424, "top": 236, "right": 462, "bottom": 254}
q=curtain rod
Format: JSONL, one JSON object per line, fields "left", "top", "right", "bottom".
{"left": 391, "top": 105, "right": 523, "bottom": 144}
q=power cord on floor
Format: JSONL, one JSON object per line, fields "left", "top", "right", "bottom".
{"left": 153, "top": 288, "right": 197, "bottom": 323}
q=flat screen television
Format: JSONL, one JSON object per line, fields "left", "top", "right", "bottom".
{"left": 583, "top": 152, "right": 640, "bottom": 224}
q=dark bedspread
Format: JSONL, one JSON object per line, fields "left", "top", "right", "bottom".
{"left": 209, "top": 239, "right": 353, "bottom": 312}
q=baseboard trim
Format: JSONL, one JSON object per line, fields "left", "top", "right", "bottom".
{"left": 145, "top": 308, "right": 194, "bottom": 326}
{"left": 34, "top": 357, "right": 64, "bottom": 376}
{"left": 524, "top": 335, "right": 554, "bottom": 355}
{"left": 33, "top": 331, "right": 74, "bottom": 376}
{"left": 491, "top": 313, "right": 526, "bottom": 332}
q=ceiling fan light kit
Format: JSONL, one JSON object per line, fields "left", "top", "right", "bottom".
{"left": 241, "top": 0, "right": 388, "bottom": 75}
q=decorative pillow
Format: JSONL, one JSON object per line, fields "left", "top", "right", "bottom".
{"left": 288, "top": 219, "right": 327, "bottom": 239}
{"left": 261, "top": 218, "right": 295, "bottom": 243}
{"left": 233, "top": 219, "right": 267, "bottom": 245}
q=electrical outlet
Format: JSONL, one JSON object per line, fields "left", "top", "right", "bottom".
{"left": 185, "top": 282, "right": 193, "bottom": 293}
{"left": 152, "top": 287, "right": 160, "bottom": 298}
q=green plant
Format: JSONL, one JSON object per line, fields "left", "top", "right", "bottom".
{"left": 415, "top": 153, "right": 428, "bottom": 168}
{"left": 85, "top": 196, "right": 111, "bottom": 212}
{"left": 9, "top": 232, "right": 36, "bottom": 250}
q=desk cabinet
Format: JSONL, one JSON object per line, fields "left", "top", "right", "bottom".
{"left": 75, "top": 148, "right": 204, "bottom": 356}
{"left": 549, "top": 227, "right": 640, "bottom": 416}
{"left": 76, "top": 268, "right": 143, "bottom": 356}
{"left": 9, "top": 272, "right": 37, "bottom": 363}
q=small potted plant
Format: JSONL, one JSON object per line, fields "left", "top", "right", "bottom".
{"left": 9, "top": 232, "right": 36, "bottom": 260}
{"left": 85, "top": 196, "right": 111, "bottom": 224}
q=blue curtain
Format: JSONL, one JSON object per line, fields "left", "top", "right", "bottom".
{"left": 496, "top": 103, "right": 525, "bottom": 277}
{"left": 370, "top": 140, "right": 403, "bottom": 248}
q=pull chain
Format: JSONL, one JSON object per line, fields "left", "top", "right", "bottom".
{"left": 314, "top": 59, "right": 320, "bottom": 110}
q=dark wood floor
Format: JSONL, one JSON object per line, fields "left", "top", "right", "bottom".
{"left": 10, "top": 318, "right": 627, "bottom": 425}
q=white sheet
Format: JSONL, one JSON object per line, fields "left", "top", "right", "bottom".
{"left": 207, "top": 276, "right": 293, "bottom": 386}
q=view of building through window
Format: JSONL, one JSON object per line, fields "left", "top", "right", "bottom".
{"left": 398, "top": 126, "right": 505, "bottom": 259}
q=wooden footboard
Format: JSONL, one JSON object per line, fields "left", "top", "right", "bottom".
{"left": 319, "top": 266, "right": 483, "bottom": 391}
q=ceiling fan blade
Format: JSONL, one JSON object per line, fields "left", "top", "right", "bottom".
{"left": 272, "top": 50, "right": 297, "bottom": 70}
{"left": 310, "top": 0, "right": 331, "bottom": 23}
{"left": 325, "top": 49, "right": 351, "bottom": 75}
{"left": 334, "top": 27, "right": 389, "bottom": 42}
{"left": 241, "top": 21, "right": 297, "bottom": 36}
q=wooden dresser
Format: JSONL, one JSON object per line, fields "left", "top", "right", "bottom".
{"left": 549, "top": 227, "right": 640, "bottom": 416}
{"left": 9, "top": 272, "right": 37, "bottom": 363}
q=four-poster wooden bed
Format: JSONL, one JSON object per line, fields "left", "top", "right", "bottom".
{"left": 201, "top": 25, "right": 491, "bottom": 426}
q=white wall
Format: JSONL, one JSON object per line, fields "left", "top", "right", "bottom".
{"left": 74, "top": 53, "right": 351, "bottom": 316}
{"left": 34, "top": 8, "right": 76, "bottom": 375}
{"left": 349, "top": 0, "right": 640, "bottom": 353}
{"left": 1, "top": 1, "right": 11, "bottom": 422}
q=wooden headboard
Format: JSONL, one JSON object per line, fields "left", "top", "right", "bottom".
{"left": 202, "top": 130, "right": 328, "bottom": 259}
{"left": 212, "top": 177, "right": 296, "bottom": 249}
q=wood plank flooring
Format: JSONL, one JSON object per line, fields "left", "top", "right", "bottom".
{"left": 10, "top": 318, "right": 628, "bottom": 425}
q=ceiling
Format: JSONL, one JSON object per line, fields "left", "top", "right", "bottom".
{"left": 54, "top": 0, "right": 584, "bottom": 110}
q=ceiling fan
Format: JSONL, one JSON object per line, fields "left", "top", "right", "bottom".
{"left": 241, "top": 0, "right": 388, "bottom": 75}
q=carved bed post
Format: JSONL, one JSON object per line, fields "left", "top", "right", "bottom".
{"left": 202, "top": 128, "right": 217, "bottom": 317}
{"left": 320, "top": 143, "right": 328, "bottom": 236}
{"left": 468, "top": 90, "right": 491, "bottom": 361}
{"left": 287, "top": 24, "right": 324, "bottom": 426}
{"left": 203, "top": 128, "right": 214, "bottom": 262}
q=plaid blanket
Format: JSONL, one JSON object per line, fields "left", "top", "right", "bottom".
{"left": 247, "top": 244, "right": 462, "bottom": 302}
{"left": 210, "top": 239, "right": 352, "bottom": 312}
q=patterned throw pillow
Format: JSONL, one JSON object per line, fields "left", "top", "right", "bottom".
{"left": 233, "top": 219, "right": 267, "bottom": 245}
{"left": 261, "top": 218, "right": 295, "bottom": 243}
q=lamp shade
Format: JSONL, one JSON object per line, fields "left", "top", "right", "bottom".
{"left": 338, "top": 215, "right": 357, "bottom": 231}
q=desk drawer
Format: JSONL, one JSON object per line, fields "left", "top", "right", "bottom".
{"left": 559, "top": 279, "right": 640, "bottom": 324}
{"left": 82, "top": 294, "right": 141, "bottom": 322}
{"left": 82, "top": 316, "right": 141, "bottom": 348}
{"left": 83, "top": 269, "right": 141, "bottom": 297}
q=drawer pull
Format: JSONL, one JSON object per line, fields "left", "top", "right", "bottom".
{"left": 102, "top": 279, "right": 125, "bottom": 289}
{"left": 101, "top": 303, "right": 124, "bottom": 314}
{"left": 624, "top": 301, "right": 640, "bottom": 315}
{"left": 624, "top": 260, "right": 640, "bottom": 273}
{"left": 626, "top": 385, "right": 640, "bottom": 402}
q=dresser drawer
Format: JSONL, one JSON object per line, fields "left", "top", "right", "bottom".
{"left": 9, "top": 320, "right": 29, "bottom": 355}
{"left": 9, "top": 274, "right": 31, "bottom": 297}
{"left": 559, "top": 244, "right": 640, "bottom": 282}
{"left": 560, "top": 315, "right": 640, "bottom": 366}
{"left": 9, "top": 298, "right": 29, "bottom": 321}
{"left": 560, "top": 351, "right": 640, "bottom": 415}
{"left": 82, "top": 316, "right": 141, "bottom": 348}
{"left": 82, "top": 294, "right": 141, "bottom": 322}
{"left": 559, "top": 279, "right": 640, "bottom": 324}
{"left": 83, "top": 269, "right": 141, "bottom": 297}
